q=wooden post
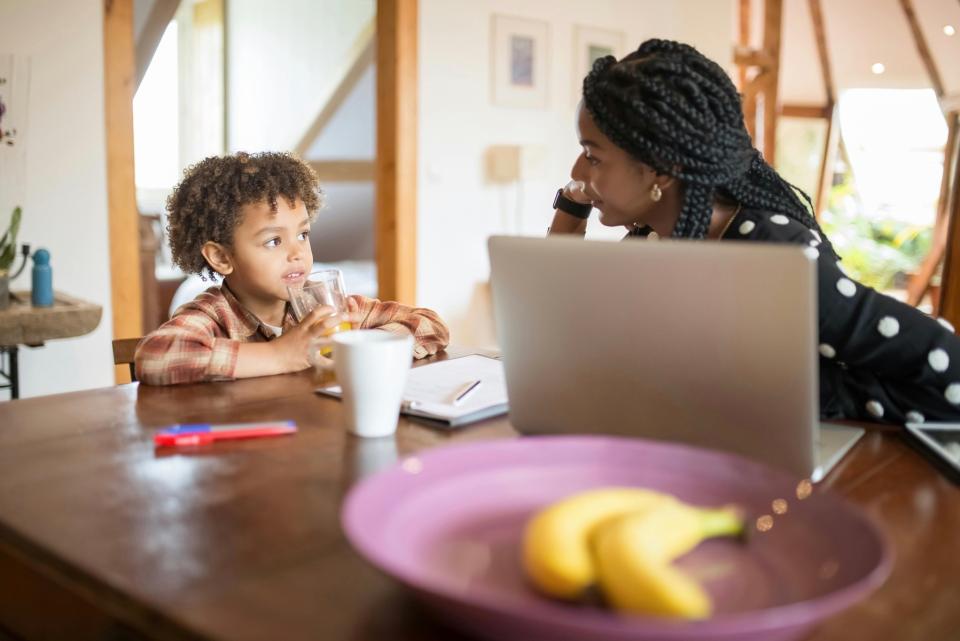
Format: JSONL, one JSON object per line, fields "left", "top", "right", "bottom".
{"left": 738, "top": 0, "right": 751, "bottom": 92}
{"left": 735, "top": 0, "right": 782, "bottom": 160}
{"left": 937, "top": 113, "right": 960, "bottom": 326}
{"left": 104, "top": 0, "right": 143, "bottom": 383}
{"left": 761, "top": 0, "right": 782, "bottom": 163}
{"left": 898, "top": 0, "right": 945, "bottom": 98}
{"left": 814, "top": 105, "right": 840, "bottom": 217}
{"left": 376, "top": 0, "right": 418, "bottom": 304}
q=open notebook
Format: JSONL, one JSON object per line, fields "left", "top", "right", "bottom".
{"left": 315, "top": 354, "right": 509, "bottom": 427}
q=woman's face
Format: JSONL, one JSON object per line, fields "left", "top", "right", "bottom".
{"left": 570, "top": 102, "right": 663, "bottom": 229}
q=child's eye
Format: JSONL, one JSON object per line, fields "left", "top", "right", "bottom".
{"left": 586, "top": 155, "right": 600, "bottom": 166}
{"left": 298, "top": 231, "right": 310, "bottom": 241}
{"left": 264, "top": 237, "right": 281, "bottom": 248}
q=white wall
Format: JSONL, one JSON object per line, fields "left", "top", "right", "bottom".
{"left": 227, "top": 0, "right": 374, "bottom": 152}
{"left": 417, "top": 0, "right": 736, "bottom": 347}
{"left": 0, "top": 0, "right": 113, "bottom": 399}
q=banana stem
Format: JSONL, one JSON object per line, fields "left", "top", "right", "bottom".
{"left": 697, "top": 507, "right": 744, "bottom": 539}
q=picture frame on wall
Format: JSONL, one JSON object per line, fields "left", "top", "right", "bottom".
{"left": 491, "top": 15, "right": 549, "bottom": 109}
{"left": 572, "top": 26, "right": 625, "bottom": 101}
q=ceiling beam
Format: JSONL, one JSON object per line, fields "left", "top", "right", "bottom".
{"left": 293, "top": 18, "right": 375, "bottom": 158}
{"left": 780, "top": 103, "right": 830, "bottom": 119}
{"left": 807, "top": 0, "right": 834, "bottom": 106}
{"left": 898, "top": 0, "right": 946, "bottom": 98}
{"left": 135, "top": 0, "right": 181, "bottom": 92}
{"left": 308, "top": 160, "right": 374, "bottom": 183}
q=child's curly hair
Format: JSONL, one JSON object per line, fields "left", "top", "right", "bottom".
{"left": 166, "top": 151, "right": 323, "bottom": 276}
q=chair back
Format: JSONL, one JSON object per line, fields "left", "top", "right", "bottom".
{"left": 112, "top": 337, "right": 142, "bottom": 382}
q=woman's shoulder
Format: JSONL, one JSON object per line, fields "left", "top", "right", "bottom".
{"left": 725, "top": 206, "right": 823, "bottom": 247}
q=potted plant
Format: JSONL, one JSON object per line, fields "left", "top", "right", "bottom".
{"left": 0, "top": 206, "right": 24, "bottom": 310}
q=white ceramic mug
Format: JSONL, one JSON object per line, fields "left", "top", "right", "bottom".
{"left": 332, "top": 330, "right": 414, "bottom": 438}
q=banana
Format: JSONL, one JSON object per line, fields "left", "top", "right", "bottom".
{"left": 591, "top": 502, "right": 744, "bottom": 619}
{"left": 522, "top": 487, "right": 675, "bottom": 600}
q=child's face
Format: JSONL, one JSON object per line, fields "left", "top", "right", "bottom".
{"left": 225, "top": 197, "right": 313, "bottom": 309}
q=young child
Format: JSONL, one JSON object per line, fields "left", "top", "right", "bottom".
{"left": 135, "top": 152, "right": 450, "bottom": 385}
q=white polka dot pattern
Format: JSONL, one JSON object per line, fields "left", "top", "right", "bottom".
{"left": 928, "top": 349, "right": 949, "bottom": 373}
{"left": 946, "top": 383, "right": 960, "bottom": 404}
{"left": 818, "top": 343, "right": 836, "bottom": 358}
{"left": 836, "top": 278, "right": 856, "bottom": 297}
{"left": 811, "top": 230, "right": 822, "bottom": 242}
{"left": 866, "top": 400, "right": 884, "bottom": 418}
{"left": 770, "top": 214, "right": 789, "bottom": 225}
{"left": 738, "top": 220, "right": 755, "bottom": 235}
{"left": 803, "top": 247, "right": 819, "bottom": 260}
{"left": 905, "top": 411, "right": 925, "bottom": 424}
{"left": 877, "top": 316, "right": 899, "bottom": 338}
{"left": 938, "top": 317, "right": 955, "bottom": 333}
{"left": 809, "top": 239, "right": 820, "bottom": 247}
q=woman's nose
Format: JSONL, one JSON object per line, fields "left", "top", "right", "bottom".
{"left": 570, "top": 154, "right": 587, "bottom": 182}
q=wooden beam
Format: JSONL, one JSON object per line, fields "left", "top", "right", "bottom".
{"left": 308, "top": 160, "right": 375, "bottom": 183}
{"left": 808, "top": 0, "right": 834, "bottom": 105}
{"left": 814, "top": 104, "right": 840, "bottom": 217}
{"left": 376, "top": 0, "right": 418, "bottom": 304}
{"left": 761, "top": 0, "right": 783, "bottom": 163}
{"left": 294, "top": 19, "right": 375, "bottom": 157}
{"left": 780, "top": 103, "right": 830, "bottom": 119}
{"left": 104, "top": 0, "right": 144, "bottom": 383}
{"left": 733, "top": 46, "right": 775, "bottom": 71}
{"left": 909, "top": 112, "right": 958, "bottom": 306}
{"left": 941, "top": 94, "right": 960, "bottom": 114}
{"left": 898, "top": 0, "right": 946, "bottom": 98}
{"left": 938, "top": 112, "right": 960, "bottom": 324}
{"left": 134, "top": 0, "right": 180, "bottom": 92}
{"left": 738, "top": 0, "right": 751, "bottom": 90}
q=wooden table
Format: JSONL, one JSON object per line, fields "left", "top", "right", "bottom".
{"left": 0, "top": 290, "right": 102, "bottom": 399}
{"left": 0, "top": 351, "right": 958, "bottom": 641}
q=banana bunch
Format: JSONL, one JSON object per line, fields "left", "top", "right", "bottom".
{"left": 521, "top": 487, "right": 743, "bottom": 619}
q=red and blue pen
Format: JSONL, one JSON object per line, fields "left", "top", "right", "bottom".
{"left": 153, "top": 421, "right": 297, "bottom": 447}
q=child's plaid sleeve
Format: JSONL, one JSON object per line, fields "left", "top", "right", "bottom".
{"left": 134, "top": 311, "right": 240, "bottom": 385}
{"left": 349, "top": 295, "right": 450, "bottom": 359}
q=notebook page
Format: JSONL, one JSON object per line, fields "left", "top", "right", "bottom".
{"left": 402, "top": 355, "right": 507, "bottom": 418}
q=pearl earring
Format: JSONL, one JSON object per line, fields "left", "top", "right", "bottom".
{"left": 650, "top": 184, "right": 662, "bottom": 202}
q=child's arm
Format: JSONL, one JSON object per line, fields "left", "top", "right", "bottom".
{"left": 348, "top": 295, "right": 450, "bottom": 359}
{"left": 234, "top": 306, "right": 345, "bottom": 378}
{"left": 136, "top": 304, "right": 341, "bottom": 385}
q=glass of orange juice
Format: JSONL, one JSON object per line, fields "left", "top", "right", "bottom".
{"left": 288, "top": 269, "right": 353, "bottom": 357}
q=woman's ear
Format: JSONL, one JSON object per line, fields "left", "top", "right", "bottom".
{"left": 656, "top": 174, "right": 678, "bottom": 194}
{"left": 201, "top": 241, "right": 234, "bottom": 276}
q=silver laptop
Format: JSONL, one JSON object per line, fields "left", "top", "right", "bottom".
{"left": 488, "top": 235, "right": 862, "bottom": 480}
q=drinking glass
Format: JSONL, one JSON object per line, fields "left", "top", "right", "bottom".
{"left": 288, "top": 269, "right": 353, "bottom": 356}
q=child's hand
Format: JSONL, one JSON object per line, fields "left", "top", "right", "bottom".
{"left": 274, "top": 305, "right": 346, "bottom": 372}
{"left": 309, "top": 300, "right": 364, "bottom": 370}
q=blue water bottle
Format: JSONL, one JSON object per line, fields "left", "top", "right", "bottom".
{"left": 31, "top": 248, "right": 53, "bottom": 307}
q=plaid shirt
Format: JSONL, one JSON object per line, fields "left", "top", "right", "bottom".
{"left": 135, "top": 285, "right": 450, "bottom": 385}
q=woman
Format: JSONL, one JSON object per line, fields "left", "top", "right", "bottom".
{"left": 549, "top": 38, "right": 960, "bottom": 425}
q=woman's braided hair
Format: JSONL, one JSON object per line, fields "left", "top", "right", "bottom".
{"left": 582, "top": 38, "right": 831, "bottom": 248}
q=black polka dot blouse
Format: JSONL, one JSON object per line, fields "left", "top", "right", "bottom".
{"left": 630, "top": 208, "right": 960, "bottom": 425}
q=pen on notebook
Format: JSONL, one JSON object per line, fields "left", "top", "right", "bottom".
{"left": 153, "top": 421, "right": 297, "bottom": 447}
{"left": 452, "top": 379, "right": 482, "bottom": 406}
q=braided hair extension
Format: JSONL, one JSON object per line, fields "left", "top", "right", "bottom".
{"left": 582, "top": 39, "right": 832, "bottom": 251}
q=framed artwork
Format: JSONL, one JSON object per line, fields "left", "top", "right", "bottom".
{"left": 572, "top": 26, "right": 625, "bottom": 101}
{"left": 491, "top": 15, "right": 549, "bottom": 109}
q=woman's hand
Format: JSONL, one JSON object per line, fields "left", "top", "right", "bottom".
{"left": 548, "top": 180, "right": 591, "bottom": 236}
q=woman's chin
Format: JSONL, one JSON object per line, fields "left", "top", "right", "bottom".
{"left": 596, "top": 208, "right": 625, "bottom": 227}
